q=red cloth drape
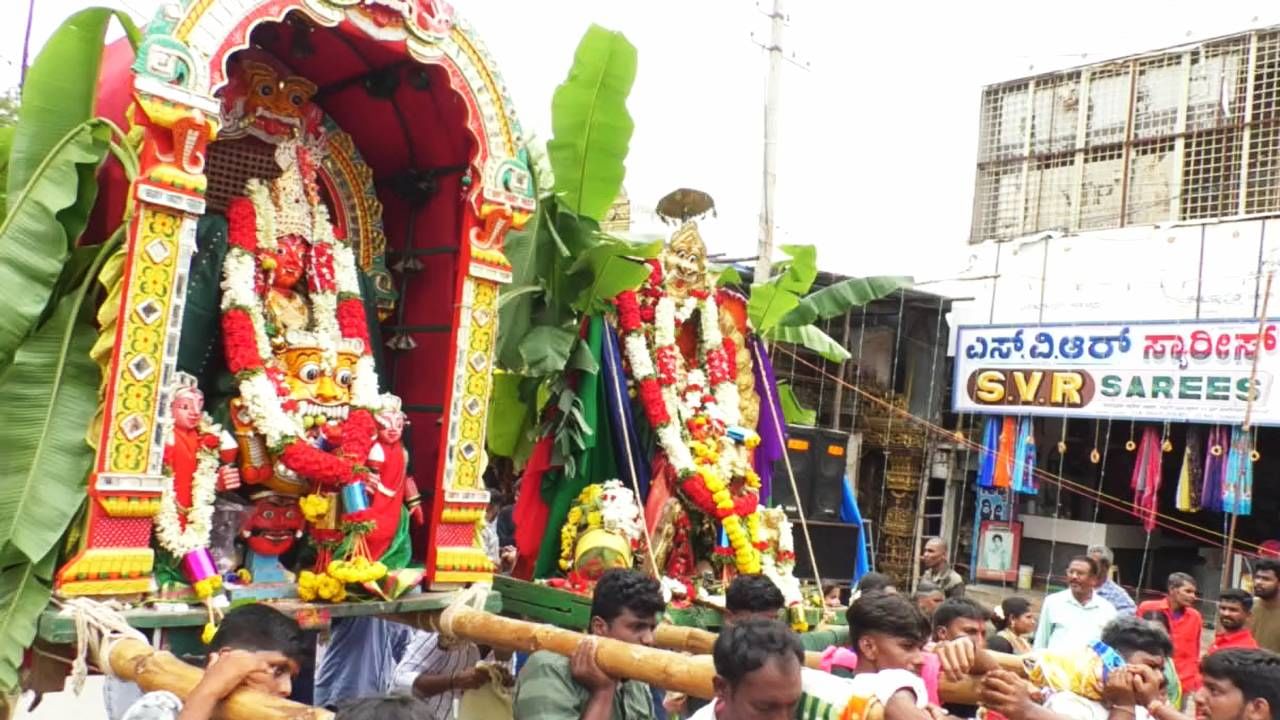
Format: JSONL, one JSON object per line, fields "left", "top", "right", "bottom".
{"left": 512, "top": 435, "right": 555, "bottom": 579}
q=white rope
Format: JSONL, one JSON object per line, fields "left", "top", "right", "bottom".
{"left": 438, "top": 582, "right": 492, "bottom": 646}
{"left": 54, "top": 597, "right": 148, "bottom": 695}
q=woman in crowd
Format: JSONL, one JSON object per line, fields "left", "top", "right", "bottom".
{"left": 986, "top": 597, "right": 1035, "bottom": 654}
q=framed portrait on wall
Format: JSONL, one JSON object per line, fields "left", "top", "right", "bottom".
{"left": 976, "top": 520, "right": 1021, "bottom": 582}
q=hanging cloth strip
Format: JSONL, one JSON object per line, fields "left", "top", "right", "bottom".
{"left": 1175, "top": 427, "right": 1203, "bottom": 512}
{"left": 1130, "top": 427, "right": 1163, "bottom": 532}
{"left": 750, "top": 337, "right": 786, "bottom": 505}
{"left": 992, "top": 416, "right": 1017, "bottom": 489}
{"left": 1222, "top": 426, "right": 1254, "bottom": 516}
{"left": 1011, "top": 416, "right": 1038, "bottom": 495}
{"left": 1201, "top": 426, "right": 1228, "bottom": 512}
{"left": 600, "top": 321, "right": 651, "bottom": 499}
{"left": 977, "top": 416, "right": 1000, "bottom": 488}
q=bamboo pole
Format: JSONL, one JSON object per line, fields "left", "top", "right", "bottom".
{"left": 403, "top": 608, "right": 1001, "bottom": 704}
{"left": 108, "top": 638, "right": 332, "bottom": 720}
{"left": 107, "top": 609, "right": 1002, "bottom": 718}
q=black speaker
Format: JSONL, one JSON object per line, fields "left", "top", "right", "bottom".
{"left": 772, "top": 425, "right": 816, "bottom": 518}
{"left": 791, "top": 520, "right": 861, "bottom": 582}
{"left": 808, "top": 429, "right": 849, "bottom": 521}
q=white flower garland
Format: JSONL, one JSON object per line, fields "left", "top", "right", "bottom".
{"left": 155, "top": 421, "right": 221, "bottom": 557}
{"left": 654, "top": 298, "right": 677, "bottom": 347}
{"left": 598, "top": 480, "right": 644, "bottom": 544}
{"left": 222, "top": 141, "right": 383, "bottom": 454}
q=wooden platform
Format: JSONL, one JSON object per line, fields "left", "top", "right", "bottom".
{"left": 494, "top": 575, "right": 847, "bottom": 643}
{"left": 37, "top": 590, "right": 502, "bottom": 645}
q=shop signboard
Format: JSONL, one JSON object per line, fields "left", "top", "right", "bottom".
{"left": 952, "top": 319, "right": 1280, "bottom": 425}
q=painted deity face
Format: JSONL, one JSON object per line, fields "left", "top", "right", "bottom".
{"left": 277, "top": 347, "right": 359, "bottom": 413}
{"left": 224, "top": 59, "right": 319, "bottom": 143}
{"left": 662, "top": 223, "right": 709, "bottom": 299}
{"left": 241, "top": 495, "right": 304, "bottom": 557}
{"left": 171, "top": 390, "right": 204, "bottom": 432}
{"left": 269, "top": 235, "right": 307, "bottom": 291}
{"left": 377, "top": 412, "right": 406, "bottom": 444}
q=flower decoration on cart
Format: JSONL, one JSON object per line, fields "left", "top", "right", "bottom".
{"left": 613, "top": 222, "right": 766, "bottom": 575}
{"left": 559, "top": 480, "right": 647, "bottom": 578}
{"left": 220, "top": 137, "right": 391, "bottom": 592}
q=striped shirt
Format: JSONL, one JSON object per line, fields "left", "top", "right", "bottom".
{"left": 389, "top": 630, "right": 483, "bottom": 720}
{"left": 513, "top": 650, "right": 654, "bottom": 720}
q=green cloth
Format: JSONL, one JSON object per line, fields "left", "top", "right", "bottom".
{"left": 513, "top": 650, "right": 654, "bottom": 720}
{"left": 380, "top": 506, "right": 412, "bottom": 570}
{"left": 532, "top": 316, "right": 619, "bottom": 578}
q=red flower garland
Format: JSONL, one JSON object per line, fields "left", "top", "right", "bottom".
{"left": 222, "top": 309, "right": 264, "bottom": 374}
{"left": 615, "top": 291, "right": 642, "bottom": 331}
{"left": 637, "top": 378, "right": 669, "bottom": 427}
{"left": 336, "top": 297, "right": 371, "bottom": 348}
{"left": 280, "top": 441, "right": 361, "bottom": 488}
{"left": 655, "top": 346, "right": 679, "bottom": 385}
{"left": 308, "top": 241, "right": 337, "bottom": 294}
{"left": 338, "top": 409, "right": 378, "bottom": 459}
{"left": 226, "top": 199, "right": 258, "bottom": 252}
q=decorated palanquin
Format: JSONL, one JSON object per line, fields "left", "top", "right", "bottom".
{"left": 55, "top": 0, "right": 535, "bottom": 600}
{"left": 554, "top": 220, "right": 804, "bottom": 617}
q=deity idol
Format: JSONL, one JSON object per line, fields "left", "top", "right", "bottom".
{"left": 614, "top": 222, "right": 765, "bottom": 577}
{"left": 235, "top": 493, "right": 306, "bottom": 599}
{"left": 154, "top": 374, "right": 240, "bottom": 598}
{"left": 220, "top": 135, "right": 394, "bottom": 596}
{"left": 363, "top": 397, "right": 425, "bottom": 568}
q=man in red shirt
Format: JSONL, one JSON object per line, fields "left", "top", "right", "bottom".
{"left": 1207, "top": 588, "right": 1259, "bottom": 654}
{"left": 1138, "top": 572, "right": 1203, "bottom": 695}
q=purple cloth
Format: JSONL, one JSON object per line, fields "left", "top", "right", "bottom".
{"left": 750, "top": 337, "right": 786, "bottom": 504}
{"left": 601, "top": 321, "right": 650, "bottom": 498}
{"left": 1202, "top": 425, "right": 1228, "bottom": 512}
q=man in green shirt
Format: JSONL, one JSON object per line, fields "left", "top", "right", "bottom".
{"left": 514, "top": 569, "right": 664, "bottom": 720}
{"left": 1251, "top": 558, "right": 1280, "bottom": 654}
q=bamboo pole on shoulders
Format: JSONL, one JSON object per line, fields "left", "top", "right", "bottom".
{"left": 108, "top": 638, "right": 332, "bottom": 720}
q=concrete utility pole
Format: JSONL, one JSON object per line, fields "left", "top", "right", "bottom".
{"left": 755, "top": 0, "right": 785, "bottom": 285}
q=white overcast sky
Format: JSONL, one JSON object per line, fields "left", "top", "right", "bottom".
{"left": 6, "top": 1, "right": 1280, "bottom": 282}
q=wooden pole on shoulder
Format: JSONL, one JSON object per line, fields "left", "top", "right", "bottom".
{"left": 107, "top": 638, "right": 333, "bottom": 720}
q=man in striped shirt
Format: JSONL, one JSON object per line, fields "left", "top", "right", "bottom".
{"left": 513, "top": 569, "right": 665, "bottom": 720}
{"left": 388, "top": 628, "right": 496, "bottom": 719}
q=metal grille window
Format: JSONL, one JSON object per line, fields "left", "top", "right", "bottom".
{"left": 971, "top": 28, "right": 1280, "bottom": 241}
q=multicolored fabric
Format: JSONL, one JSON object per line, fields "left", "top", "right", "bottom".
{"left": 796, "top": 668, "right": 921, "bottom": 720}
{"left": 1023, "top": 640, "right": 1125, "bottom": 701}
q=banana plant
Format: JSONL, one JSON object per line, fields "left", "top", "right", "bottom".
{"left": 491, "top": 24, "right": 654, "bottom": 468}
{"left": 0, "top": 7, "right": 139, "bottom": 695}
{"left": 739, "top": 245, "right": 913, "bottom": 362}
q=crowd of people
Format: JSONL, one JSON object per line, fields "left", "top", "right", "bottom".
{"left": 110, "top": 538, "right": 1280, "bottom": 720}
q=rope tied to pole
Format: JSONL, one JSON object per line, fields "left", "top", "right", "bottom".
{"left": 55, "top": 597, "right": 149, "bottom": 695}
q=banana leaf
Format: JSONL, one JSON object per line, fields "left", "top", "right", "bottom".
{"left": 775, "top": 244, "right": 818, "bottom": 295}
{"left": 7, "top": 8, "right": 138, "bottom": 201}
{"left": 546, "top": 24, "right": 637, "bottom": 222}
{"left": 782, "top": 276, "right": 913, "bottom": 327}
{"left": 487, "top": 372, "right": 533, "bottom": 458}
{"left": 747, "top": 282, "right": 801, "bottom": 335}
{"left": 766, "top": 323, "right": 852, "bottom": 362}
{"left": 0, "top": 125, "right": 13, "bottom": 223}
{"left": 496, "top": 198, "right": 546, "bottom": 371}
{"left": 0, "top": 547, "right": 56, "bottom": 693}
{"left": 777, "top": 382, "right": 817, "bottom": 426}
{"left": 0, "top": 236, "right": 114, "bottom": 567}
{"left": 568, "top": 238, "right": 662, "bottom": 313}
{"left": 0, "top": 120, "right": 112, "bottom": 370}
{"left": 519, "top": 325, "right": 579, "bottom": 376}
